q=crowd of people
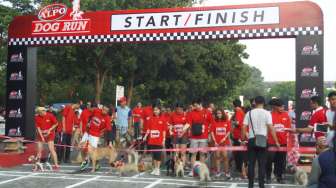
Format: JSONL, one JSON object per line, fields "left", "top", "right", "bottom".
{"left": 33, "top": 91, "right": 336, "bottom": 188}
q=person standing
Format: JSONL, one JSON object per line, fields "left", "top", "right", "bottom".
{"left": 132, "top": 102, "right": 143, "bottom": 140}
{"left": 143, "top": 105, "right": 167, "bottom": 176}
{"left": 186, "top": 99, "right": 213, "bottom": 172}
{"left": 242, "top": 96, "right": 280, "bottom": 188}
{"left": 231, "top": 99, "right": 247, "bottom": 179}
{"left": 115, "top": 97, "right": 132, "bottom": 143}
{"left": 211, "top": 108, "right": 231, "bottom": 178}
{"left": 266, "top": 98, "right": 291, "bottom": 184}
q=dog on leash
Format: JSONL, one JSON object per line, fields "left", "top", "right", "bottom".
{"left": 288, "top": 165, "right": 308, "bottom": 186}
{"left": 114, "top": 150, "right": 140, "bottom": 175}
{"left": 28, "top": 155, "right": 53, "bottom": 172}
{"left": 175, "top": 158, "right": 184, "bottom": 177}
{"left": 88, "top": 146, "right": 117, "bottom": 172}
{"left": 192, "top": 161, "right": 211, "bottom": 182}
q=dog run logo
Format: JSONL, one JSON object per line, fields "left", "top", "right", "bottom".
{"left": 300, "top": 88, "right": 317, "bottom": 99}
{"left": 301, "top": 44, "right": 319, "bottom": 56}
{"left": 9, "top": 90, "right": 23, "bottom": 100}
{"left": 9, "top": 71, "right": 23, "bottom": 81}
{"left": 300, "top": 111, "right": 312, "bottom": 121}
{"left": 32, "top": 1, "right": 90, "bottom": 35}
{"left": 301, "top": 66, "right": 319, "bottom": 77}
{"left": 8, "top": 108, "right": 23, "bottom": 118}
{"left": 10, "top": 53, "right": 24, "bottom": 63}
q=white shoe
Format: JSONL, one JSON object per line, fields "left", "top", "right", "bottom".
{"left": 154, "top": 168, "right": 160, "bottom": 176}
{"left": 187, "top": 171, "right": 193, "bottom": 177}
{"left": 150, "top": 169, "right": 156, "bottom": 175}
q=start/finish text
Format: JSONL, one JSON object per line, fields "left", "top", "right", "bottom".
{"left": 111, "top": 7, "right": 279, "bottom": 31}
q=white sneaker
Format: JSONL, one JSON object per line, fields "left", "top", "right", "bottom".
{"left": 154, "top": 169, "right": 160, "bottom": 176}
{"left": 150, "top": 169, "right": 156, "bottom": 175}
{"left": 187, "top": 171, "right": 193, "bottom": 177}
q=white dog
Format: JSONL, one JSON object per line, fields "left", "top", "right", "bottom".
{"left": 192, "top": 161, "right": 211, "bottom": 182}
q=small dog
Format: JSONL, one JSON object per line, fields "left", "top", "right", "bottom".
{"left": 288, "top": 165, "right": 308, "bottom": 186}
{"left": 88, "top": 146, "right": 117, "bottom": 172}
{"left": 115, "top": 150, "right": 139, "bottom": 175}
{"left": 175, "top": 158, "right": 184, "bottom": 177}
{"left": 165, "top": 158, "right": 175, "bottom": 176}
{"left": 192, "top": 161, "right": 211, "bottom": 182}
{"left": 28, "top": 155, "right": 52, "bottom": 172}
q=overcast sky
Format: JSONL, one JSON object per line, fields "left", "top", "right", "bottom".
{"left": 199, "top": 0, "right": 335, "bottom": 82}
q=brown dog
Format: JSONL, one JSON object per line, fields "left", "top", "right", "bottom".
{"left": 88, "top": 146, "right": 117, "bottom": 172}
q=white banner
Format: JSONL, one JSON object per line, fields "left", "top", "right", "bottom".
{"left": 116, "top": 85, "right": 124, "bottom": 100}
{"left": 111, "top": 7, "right": 279, "bottom": 31}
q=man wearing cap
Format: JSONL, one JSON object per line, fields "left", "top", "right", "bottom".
{"left": 266, "top": 98, "right": 291, "bottom": 184}
{"left": 115, "top": 97, "right": 132, "bottom": 143}
{"left": 35, "top": 107, "right": 60, "bottom": 170}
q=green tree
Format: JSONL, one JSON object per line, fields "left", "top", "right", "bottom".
{"left": 266, "top": 81, "right": 295, "bottom": 102}
{"left": 238, "top": 66, "right": 266, "bottom": 102}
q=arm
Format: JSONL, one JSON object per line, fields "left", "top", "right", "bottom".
{"left": 307, "top": 157, "right": 321, "bottom": 187}
{"left": 268, "top": 124, "right": 280, "bottom": 147}
{"left": 211, "top": 132, "right": 218, "bottom": 145}
{"left": 295, "top": 126, "right": 314, "bottom": 133}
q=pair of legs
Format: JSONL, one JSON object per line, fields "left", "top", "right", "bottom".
{"left": 247, "top": 140, "right": 267, "bottom": 188}
{"left": 37, "top": 140, "right": 59, "bottom": 167}
{"left": 214, "top": 150, "right": 229, "bottom": 174}
{"left": 232, "top": 139, "right": 247, "bottom": 178}
{"left": 149, "top": 145, "right": 162, "bottom": 175}
{"left": 266, "top": 149, "right": 286, "bottom": 182}
{"left": 60, "top": 133, "right": 72, "bottom": 163}
{"left": 173, "top": 136, "right": 188, "bottom": 165}
{"left": 190, "top": 139, "right": 208, "bottom": 165}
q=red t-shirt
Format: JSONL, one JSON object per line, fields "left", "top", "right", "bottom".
{"left": 35, "top": 113, "right": 58, "bottom": 131}
{"left": 210, "top": 119, "right": 231, "bottom": 145}
{"left": 147, "top": 115, "right": 166, "bottom": 146}
{"left": 268, "top": 111, "right": 291, "bottom": 145}
{"left": 162, "top": 112, "right": 171, "bottom": 137}
{"left": 80, "top": 109, "right": 92, "bottom": 133}
{"left": 62, "top": 105, "right": 76, "bottom": 134}
{"left": 232, "top": 107, "right": 245, "bottom": 140}
{"left": 132, "top": 107, "right": 143, "bottom": 123}
{"left": 88, "top": 109, "right": 109, "bottom": 137}
{"left": 308, "top": 107, "right": 327, "bottom": 139}
{"left": 141, "top": 106, "right": 153, "bottom": 134}
{"left": 187, "top": 109, "right": 213, "bottom": 139}
{"left": 169, "top": 112, "right": 187, "bottom": 137}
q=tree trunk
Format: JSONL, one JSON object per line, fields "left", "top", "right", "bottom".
{"left": 94, "top": 47, "right": 107, "bottom": 104}
{"left": 127, "top": 72, "right": 135, "bottom": 106}
{"left": 95, "top": 69, "right": 108, "bottom": 104}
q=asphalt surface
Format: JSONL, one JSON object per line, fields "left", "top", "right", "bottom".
{"left": 0, "top": 163, "right": 305, "bottom": 188}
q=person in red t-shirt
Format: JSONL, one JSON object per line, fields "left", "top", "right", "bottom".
{"left": 35, "top": 107, "right": 59, "bottom": 169}
{"left": 170, "top": 103, "right": 188, "bottom": 165}
{"left": 185, "top": 99, "right": 213, "bottom": 167}
{"left": 143, "top": 105, "right": 166, "bottom": 176}
{"left": 294, "top": 96, "right": 328, "bottom": 152}
{"left": 61, "top": 103, "right": 80, "bottom": 163}
{"left": 80, "top": 105, "right": 92, "bottom": 135}
{"left": 230, "top": 99, "right": 247, "bottom": 178}
{"left": 132, "top": 102, "right": 143, "bottom": 140}
{"left": 211, "top": 109, "right": 231, "bottom": 178}
{"left": 266, "top": 98, "right": 291, "bottom": 184}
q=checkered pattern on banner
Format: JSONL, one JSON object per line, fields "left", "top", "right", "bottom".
{"left": 9, "top": 26, "right": 323, "bottom": 46}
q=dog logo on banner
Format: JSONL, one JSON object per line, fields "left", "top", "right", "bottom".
{"left": 70, "top": 0, "right": 83, "bottom": 20}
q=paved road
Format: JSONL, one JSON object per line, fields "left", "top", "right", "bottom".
{"left": 0, "top": 164, "right": 304, "bottom": 188}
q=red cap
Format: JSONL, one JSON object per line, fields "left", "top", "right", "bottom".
{"left": 119, "top": 96, "right": 127, "bottom": 103}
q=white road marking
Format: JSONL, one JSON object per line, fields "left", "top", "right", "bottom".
{"left": 229, "top": 183, "right": 238, "bottom": 188}
{"left": 65, "top": 175, "right": 100, "bottom": 188}
{"left": 131, "top": 172, "right": 145, "bottom": 178}
{"left": 0, "top": 173, "right": 35, "bottom": 185}
{"left": 144, "top": 179, "right": 162, "bottom": 188}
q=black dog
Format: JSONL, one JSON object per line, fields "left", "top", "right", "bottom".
{"left": 165, "top": 158, "right": 175, "bottom": 176}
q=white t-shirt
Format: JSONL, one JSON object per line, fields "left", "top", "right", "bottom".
{"left": 243, "top": 108, "right": 272, "bottom": 139}
{"left": 326, "top": 109, "right": 335, "bottom": 148}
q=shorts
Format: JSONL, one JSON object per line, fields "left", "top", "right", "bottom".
{"left": 37, "top": 131, "right": 55, "bottom": 142}
{"left": 81, "top": 132, "right": 89, "bottom": 143}
{"left": 88, "top": 135, "right": 100, "bottom": 148}
{"left": 173, "top": 136, "right": 188, "bottom": 145}
{"left": 190, "top": 139, "right": 208, "bottom": 153}
{"left": 148, "top": 145, "right": 162, "bottom": 161}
